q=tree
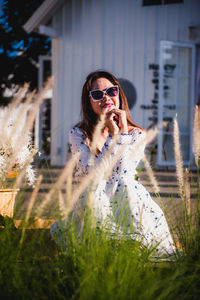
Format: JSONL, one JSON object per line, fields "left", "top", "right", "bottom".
{"left": 0, "top": 0, "right": 51, "bottom": 105}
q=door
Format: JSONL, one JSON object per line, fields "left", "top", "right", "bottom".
{"left": 35, "top": 55, "right": 52, "bottom": 159}
{"left": 157, "top": 41, "right": 195, "bottom": 166}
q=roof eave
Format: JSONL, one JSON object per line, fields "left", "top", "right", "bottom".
{"left": 23, "top": 0, "right": 63, "bottom": 33}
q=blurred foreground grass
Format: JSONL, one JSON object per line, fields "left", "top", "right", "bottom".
{"left": 0, "top": 88, "right": 200, "bottom": 299}
{"left": 0, "top": 162, "right": 200, "bottom": 299}
{"left": 0, "top": 209, "right": 200, "bottom": 300}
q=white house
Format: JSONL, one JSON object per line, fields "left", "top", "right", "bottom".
{"left": 24, "top": 0, "right": 200, "bottom": 167}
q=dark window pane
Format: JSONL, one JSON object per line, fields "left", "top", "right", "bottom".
{"left": 143, "top": 0, "right": 162, "bottom": 6}
{"left": 143, "top": 0, "right": 183, "bottom": 5}
{"left": 164, "top": 0, "right": 183, "bottom": 4}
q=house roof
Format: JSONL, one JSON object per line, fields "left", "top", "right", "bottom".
{"left": 23, "top": 0, "right": 64, "bottom": 33}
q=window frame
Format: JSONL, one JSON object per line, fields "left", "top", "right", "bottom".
{"left": 157, "top": 40, "right": 196, "bottom": 167}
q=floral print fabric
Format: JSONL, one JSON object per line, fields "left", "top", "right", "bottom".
{"left": 50, "top": 127, "right": 175, "bottom": 255}
{"left": 67, "top": 127, "right": 175, "bottom": 254}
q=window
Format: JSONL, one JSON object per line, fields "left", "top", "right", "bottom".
{"left": 143, "top": 0, "right": 161, "bottom": 5}
{"left": 143, "top": 0, "right": 183, "bottom": 6}
{"left": 157, "top": 41, "right": 195, "bottom": 166}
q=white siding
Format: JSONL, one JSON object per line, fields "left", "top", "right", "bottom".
{"left": 51, "top": 8, "right": 63, "bottom": 165}
{"left": 50, "top": 0, "right": 200, "bottom": 165}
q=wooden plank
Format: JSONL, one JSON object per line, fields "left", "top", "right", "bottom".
{"left": 14, "top": 218, "right": 57, "bottom": 229}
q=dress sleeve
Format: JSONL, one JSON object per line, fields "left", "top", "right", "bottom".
{"left": 69, "top": 127, "right": 108, "bottom": 177}
{"left": 69, "top": 127, "right": 146, "bottom": 178}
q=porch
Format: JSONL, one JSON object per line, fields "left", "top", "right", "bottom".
{"left": 13, "top": 166, "right": 198, "bottom": 229}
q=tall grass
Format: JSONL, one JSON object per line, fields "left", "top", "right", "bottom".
{"left": 0, "top": 89, "right": 200, "bottom": 299}
{"left": 1, "top": 207, "right": 200, "bottom": 300}
{"left": 170, "top": 107, "right": 200, "bottom": 259}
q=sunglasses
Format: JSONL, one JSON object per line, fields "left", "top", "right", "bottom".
{"left": 89, "top": 85, "right": 119, "bottom": 102}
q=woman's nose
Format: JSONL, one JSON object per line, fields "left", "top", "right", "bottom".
{"left": 102, "top": 93, "right": 110, "bottom": 101}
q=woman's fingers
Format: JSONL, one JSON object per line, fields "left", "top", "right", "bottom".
{"left": 106, "top": 109, "right": 128, "bottom": 133}
{"left": 105, "top": 112, "right": 119, "bottom": 136}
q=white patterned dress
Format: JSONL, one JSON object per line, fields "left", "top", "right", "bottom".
{"left": 51, "top": 126, "right": 175, "bottom": 254}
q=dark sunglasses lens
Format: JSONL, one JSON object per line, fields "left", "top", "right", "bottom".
{"left": 107, "top": 86, "right": 118, "bottom": 97}
{"left": 91, "top": 90, "right": 103, "bottom": 100}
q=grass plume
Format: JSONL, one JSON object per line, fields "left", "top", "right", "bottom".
{"left": 36, "top": 152, "right": 80, "bottom": 218}
{"left": 142, "top": 154, "right": 160, "bottom": 194}
{"left": 173, "top": 116, "right": 184, "bottom": 198}
{"left": 1, "top": 88, "right": 200, "bottom": 299}
{"left": 193, "top": 105, "right": 200, "bottom": 166}
{"left": 184, "top": 168, "right": 191, "bottom": 216}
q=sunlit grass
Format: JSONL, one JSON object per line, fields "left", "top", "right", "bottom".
{"left": 0, "top": 87, "right": 200, "bottom": 299}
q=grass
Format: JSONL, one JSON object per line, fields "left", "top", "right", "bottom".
{"left": 0, "top": 87, "right": 200, "bottom": 299}
{"left": 1, "top": 206, "right": 200, "bottom": 300}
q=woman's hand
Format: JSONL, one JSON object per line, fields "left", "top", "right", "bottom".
{"left": 105, "top": 108, "right": 128, "bottom": 136}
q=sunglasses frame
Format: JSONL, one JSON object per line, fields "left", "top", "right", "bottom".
{"left": 89, "top": 85, "right": 119, "bottom": 102}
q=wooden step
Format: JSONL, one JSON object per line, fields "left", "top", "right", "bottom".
{"left": 13, "top": 167, "right": 198, "bottom": 227}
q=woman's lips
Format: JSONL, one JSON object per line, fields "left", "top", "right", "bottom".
{"left": 102, "top": 103, "right": 114, "bottom": 108}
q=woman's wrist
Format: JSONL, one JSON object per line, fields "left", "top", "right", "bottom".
{"left": 110, "top": 129, "right": 119, "bottom": 136}
{"left": 120, "top": 125, "right": 128, "bottom": 134}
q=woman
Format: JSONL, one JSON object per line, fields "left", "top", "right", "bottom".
{"left": 51, "top": 70, "right": 175, "bottom": 255}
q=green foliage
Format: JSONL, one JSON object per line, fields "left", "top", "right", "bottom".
{"left": 0, "top": 204, "right": 200, "bottom": 300}
{"left": 0, "top": 99, "right": 200, "bottom": 298}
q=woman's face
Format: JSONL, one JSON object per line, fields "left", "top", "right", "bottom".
{"left": 89, "top": 77, "right": 120, "bottom": 116}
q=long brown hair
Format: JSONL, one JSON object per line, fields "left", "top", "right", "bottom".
{"left": 77, "top": 70, "right": 143, "bottom": 141}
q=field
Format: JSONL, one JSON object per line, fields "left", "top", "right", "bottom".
{"left": 0, "top": 85, "right": 200, "bottom": 299}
